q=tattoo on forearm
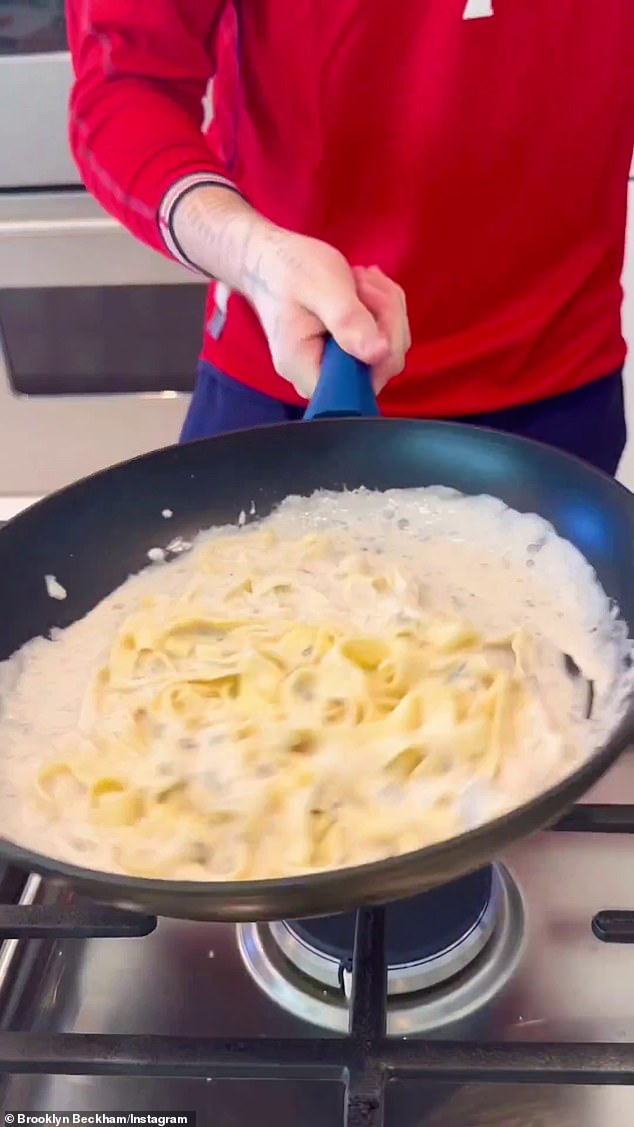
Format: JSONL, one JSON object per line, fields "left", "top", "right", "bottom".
{"left": 175, "top": 186, "right": 308, "bottom": 304}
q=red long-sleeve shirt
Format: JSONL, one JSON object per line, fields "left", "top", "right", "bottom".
{"left": 67, "top": 1, "right": 634, "bottom": 416}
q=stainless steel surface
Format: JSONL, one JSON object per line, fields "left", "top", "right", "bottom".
{"left": 1, "top": 753, "right": 634, "bottom": 1123}
{"left": 0, "top": 7, "right": 216, "bottom": 499}
{"left": 239, "top": 866, "right": 524, "bottom": 1034}
{"left": 0, "top": 191, "right": 198, "bottom": 494}
{"left": 266, "top": 869, "right": 502, "bottom": 997}
{"left": 0, "top": 192, "right": 200, "bottom": 288}
{"left": 0, "top": 54, "right": 75, "bottom": 189}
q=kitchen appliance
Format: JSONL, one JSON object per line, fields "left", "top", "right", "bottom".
{"left": 1, "top": 343, "right": 633, "bottom": 919}
{"left": 0, "top": 190, "right": 206, "bottom": 496}
{"left": 0, "top": 3, "right": 208, "bottom": 496}
{"left": 1, "top": 754, "right": 634, "bottom": 1126}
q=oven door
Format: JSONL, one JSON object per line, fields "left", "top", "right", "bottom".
{"left": 0, "top": 191, "right": 207, "bottom": 495}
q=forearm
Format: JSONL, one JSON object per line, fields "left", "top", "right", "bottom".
{"left": 171, "top": 184, "right": 286, "bottom": 300}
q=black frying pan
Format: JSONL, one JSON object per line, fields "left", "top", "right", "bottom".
{"left": 0, "top": 342, "right": 633, "bottom": 921}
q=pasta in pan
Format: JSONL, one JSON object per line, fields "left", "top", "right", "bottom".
{"left": 26, "top": 516, "right": 590, "bottom": 882}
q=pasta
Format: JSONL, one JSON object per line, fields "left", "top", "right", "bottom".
{"left": 27, "top": 519, "right": 588, "bottom": 881}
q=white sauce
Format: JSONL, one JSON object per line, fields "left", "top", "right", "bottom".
{"left": 146, "top": 547, "right": 166, "bottom": 563}
{"left": 1, "top": 486, "right": 632, "bottom": 876}
{"left": 44, "top": 575, "right": 67, "bottom": 601}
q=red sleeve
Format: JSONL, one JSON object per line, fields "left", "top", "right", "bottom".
{"left": 67, "top": 0, "right": 236, "bottom": 258}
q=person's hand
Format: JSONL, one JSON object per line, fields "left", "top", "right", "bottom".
{"left": 171, "top": 185, "right": 410, "bottom": 399}
{"left": 242, "top": 227, "right": 411, "bottom": 399}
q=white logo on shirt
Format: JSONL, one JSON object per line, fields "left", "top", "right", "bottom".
{"left": 463, "top": 0, "right": 494, "bottom": 19}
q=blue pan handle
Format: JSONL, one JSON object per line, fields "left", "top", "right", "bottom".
{"left": 304, "top": 338, "right": 380, "bottom": 420}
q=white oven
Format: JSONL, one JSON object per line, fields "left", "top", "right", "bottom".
{"left": 0, "top": 191, "right": 204, "bottom": 496}
{"left": 0, "top": 2, "right": 203, "bottom": 499}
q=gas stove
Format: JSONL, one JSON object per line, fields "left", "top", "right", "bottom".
{"left": 0, "top": 756, "right": 633, "bottom": 1126}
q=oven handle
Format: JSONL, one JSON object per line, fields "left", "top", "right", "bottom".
{"left": 0, "top": 210, "right": 197, "bottom": 288}
{"left": 0, "top": 217, "right": 118, "bottom": 238}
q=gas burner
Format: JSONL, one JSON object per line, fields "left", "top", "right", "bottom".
{"left": 276, "top": 866, "right": 499, "bottom": 995}
{"left": 238, "top": 864, "right": 524, "bottom": 1034}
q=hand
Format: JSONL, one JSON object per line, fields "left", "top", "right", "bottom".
{"left": 171, "top": 185, "right": 410, "bottom": 399}
{"left": 242, "top": 227, "right": 411, "bottom": 399}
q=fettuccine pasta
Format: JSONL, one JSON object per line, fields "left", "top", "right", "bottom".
{"left": 29, "top": 521, "right": 585, "bottom": 880}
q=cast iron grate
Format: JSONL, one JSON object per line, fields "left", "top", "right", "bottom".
{"left": 1, "top": 802, "right": 634, "bottom": 1127}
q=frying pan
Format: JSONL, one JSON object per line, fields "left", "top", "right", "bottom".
{"left": 0, "top": 341, "right": 633, "bottom": 922}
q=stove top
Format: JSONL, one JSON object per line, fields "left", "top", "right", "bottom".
{"left": 1, "top": 756, "right": 634, "bottom": 1125}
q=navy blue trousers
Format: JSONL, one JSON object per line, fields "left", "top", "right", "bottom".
{"left": 181, "top": 363, "right": 626, "bottom": 477}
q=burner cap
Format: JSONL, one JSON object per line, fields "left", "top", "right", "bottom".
{"left": 273, "top": 866, "right": 497, "bottom": 995}
{"left": 292, "top": 866, "right": 493, "bottom": 966}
